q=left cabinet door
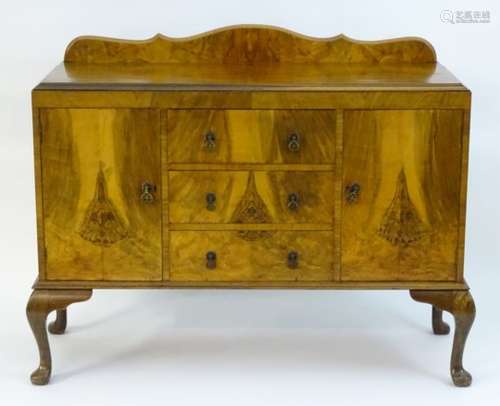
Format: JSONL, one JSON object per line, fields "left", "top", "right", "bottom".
{"left": 40, "top": 109, "right": 162, "bottom": 281}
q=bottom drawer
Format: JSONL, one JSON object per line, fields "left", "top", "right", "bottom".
{"left": 169, "top": 231, "right": 334, "bottom": 282}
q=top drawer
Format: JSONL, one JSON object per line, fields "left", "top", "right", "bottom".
{"left": 167, "top": 110, "right": 336, "bottom": 164}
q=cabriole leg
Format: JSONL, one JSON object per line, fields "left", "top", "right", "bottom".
{"left": 26, "top": 289, "right": 92, "bottom": 385}
{"left": 432, "top": 306, "right": 450, "bottom": 335}
{"left": 48, "top": 309, "right": 67, "bottom": 335}
{"left": 410, "top": 290, "right": 476, "bottom": 387}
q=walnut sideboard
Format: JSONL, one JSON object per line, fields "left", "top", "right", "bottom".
{"left": 28, "top": 25, "right": 475, "bottom": 386}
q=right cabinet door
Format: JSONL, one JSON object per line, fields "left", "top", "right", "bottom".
{"left": 342, "top": 110, "right": 464, "bottom": 281}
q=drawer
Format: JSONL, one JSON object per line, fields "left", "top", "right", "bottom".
{"left": 168, "top": 171, "right": 334, "bottom": 224}
{"left": 169, "top": 231, "right": 334, "bottom": 281}
{"left": 167, "top": 110, "right": 336, "bottom": 164}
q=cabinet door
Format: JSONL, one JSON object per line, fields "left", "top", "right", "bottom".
{"left": 342, "top": 110, "right": 463, "bottom": 281}
{"left": 40, "top": 109, "right": 161, "bottom": 281}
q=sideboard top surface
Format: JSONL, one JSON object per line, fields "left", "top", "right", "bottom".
{"left": 37, "top": 61, "right": 464, "bottom": 91}
{"left": 34, "top": 25, "right": 466, "bottom": 92}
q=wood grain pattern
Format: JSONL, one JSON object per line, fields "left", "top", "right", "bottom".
{"left": 342, "top": 110, "right": 463, "bottom": 281}
{"left": 34, "top": 279, "right": 468, "bottom": 290}
{"left": 40, "top": 109, "right": 162, "bottom": 281}
{"left": 333, "top": 109, "right": 344, "bottom": 281}
{"left": 169, "top": 231, "right": 334, "bottom": 282}
{"left": 41, "top": 61, "right": 461, "bottom": 92}
{"left": 30, "top": 33, "right": 471, "bottom": 291}
{"left": 167, "top": 110, "right": 336, "bottom": 164}
{"left": 161, "top": 110, "right": 170, "bottom": 280}
{"left": 28, "top": 29, "right": 475, "bottom": 387}
{"left": 64, "top": 25, "right": 436, "bottom": 65}
{"left": 168, "top": 171, "right": 334, "bottom": 224}
{"left": 32, "top": 90, "right": 471, "bottom": 110}
{"left": 169, "top": 224, "right": 332, "bottom": 231}
{"left": 456, "top": 110, "right": 471, "bottom": 282}
{"left": 32, "top": 106, "right": 46, "bottom": 280}
{"left": 168, "top": 164, "right": 334, "bottom": 171}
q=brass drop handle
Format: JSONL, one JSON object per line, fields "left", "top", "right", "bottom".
{"left": 345, "top": 183, "right": 361, "bottom": 204}
{"left": 287, "top": 193, "right": 300, "bottom": 211}
{"left": 287, "top": 133, "right": 300, "bottom": 152}
{"left": 287, "top": 250, "right": 299, "bottom": 269}
{"left": 204, "top": 131, "right": 216, "bottom": 150}
{"left": 206, "top": 192, "right": 216, "bottom": 211}
{"left": 140, "top": 182, "right": 156, "bottom": 203}
{"left": 206, "top": 251, "right": 217, "bottom": 269}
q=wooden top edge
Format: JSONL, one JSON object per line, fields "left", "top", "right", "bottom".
{"left": 64, "top": 24, "right": 437, "bottom": 65}
{"left": 33, "top": 279, "right": 468, "bottom": 290}
{"left": 34, "top": 83, "right": 468, "bottom": 92}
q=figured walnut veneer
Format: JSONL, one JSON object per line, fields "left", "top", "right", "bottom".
{"left": 40, "top": 109, "right": 162, "bottom": 281}
{"left": 170, "top": 230, "right": 334, "bottom": 282}
{"left": 169, "top": 171, "right": 335, "bottom": 224}
{"left": 64, "top": 25, "right": 436, "bottom": 65}
{"left": 167, "top": 110, "right": 336, "bottom": 164}
{"left": 342, "top": 109, "right": 463, "bottom": 282}
{"left": 29, "top": 25, "right": 474, "bottom": 386}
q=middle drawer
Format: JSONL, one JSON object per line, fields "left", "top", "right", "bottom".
{"left": 168, "top": 171, "right": 334, "bottom": 224}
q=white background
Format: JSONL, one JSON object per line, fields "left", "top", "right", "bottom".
{"left": 1, "top": 0, "right": 499, "bottom": 404}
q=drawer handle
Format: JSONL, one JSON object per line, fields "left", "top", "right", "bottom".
{"left": 345, "top": 183, "right": 361, "bottom": 204}
{"left": 140, "top": 182, "right": 156, "bottom": 203}
{"left": 206, "top": 192, "right": 216, "bottom": 211}
{"left": 206, "top": 251, "right": 217, "bottom": 269}
{"left": 287, "top": 133, "right": 300, "bottom": 152}
{"left": 287, "top": 251, "right": 299, "bottom": 269}
{"left": 287, "top": 193, "right": 300, "bottom": 211}
{"left": 204, "top": 131, "right": 216, "bottom": 150}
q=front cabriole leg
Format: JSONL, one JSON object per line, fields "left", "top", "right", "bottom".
{"left": 26, "top": 289, "right": 92, "bottom": 385}
{"left": 410, "top": 290, "right": 476, "bottom": 387}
